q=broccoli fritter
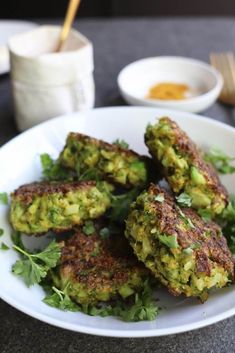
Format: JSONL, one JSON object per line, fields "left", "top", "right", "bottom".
{"left": 10, "top": 181, "right": 112, "bottom": 235}
{"left": 125, "top": 184, "right": 234, "bottom": 302}
{"left": 50, "top": 223, "right": 149, "bottom": 305}
{"left": 59, "top": 132, "right": 151, "bottom": 188}
{"left": 145, "top": 117, "right": 228, "bottom": 215}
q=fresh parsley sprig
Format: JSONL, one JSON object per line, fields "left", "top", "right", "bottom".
{"left": 43, "top": 286, "right": 80, "bottom": 311}
{"left": 204, "top": 147, "right": 235, "bottom": 174}
{"left": 43, "top": 280, "right": 159, "bottom": 322}
{"left": 12, "top": 240, "right": 61, "bottom": 287}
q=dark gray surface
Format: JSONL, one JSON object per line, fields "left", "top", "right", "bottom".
{"left": 1, "top": 18, "right": 235, "bottom": 353}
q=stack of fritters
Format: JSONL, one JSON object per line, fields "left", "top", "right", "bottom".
{"left": 10, "top": 117, "right": 234, "bottom": 308}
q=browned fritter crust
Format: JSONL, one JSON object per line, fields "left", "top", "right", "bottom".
{"left": 12, "top": 181, "right": 96, "bottom": 203}
{"left": 55, "top": 222, "right": 149, "bottom": 304}
{"left": 60, "top": 230, "right": 140, "bottom": 288}
{"left": 159, "top": 117, "right": 228, "bottom": 204}
{"left": 68, "top": 132, "right": 141, "bottom": 158}
{"left": 148, "top": 184, "right": 234, "bottom": 278}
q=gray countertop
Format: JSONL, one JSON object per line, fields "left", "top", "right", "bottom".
{"left": 1, "top": 17, "right": 235, "bottom": 353}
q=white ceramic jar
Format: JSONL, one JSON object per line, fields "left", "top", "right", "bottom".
{"left": 8, "top": 25, "right": 95, "bottom": 131}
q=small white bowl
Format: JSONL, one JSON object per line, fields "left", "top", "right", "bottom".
{"left": 117, "top": 56, "right": 223, "bottom": 113}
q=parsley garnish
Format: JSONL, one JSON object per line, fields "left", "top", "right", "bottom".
{"left": 0, "top": 192, "right": 8, "bottom": 205}
{"left": 216, "top": 195, "right": 235, "bottom": 254}
{"left": 110, "top": 188, "right": 140, "bottom": 223}
{"left": 113, "top": 139, "right": 129, "bottom": 149}
{"left": 154, "top": 194, "right": 164, "bottom": 203}
{"left": 177, "top": 207, "right": 195, "bottom": 229}
{"left": 204, "top": 147, "right": 235, "bottom": 174}
{"left": 12, "top": 240, "right": 61, "bottom": 287}
{"left": 1, "top": 242, "right": 9, "bottom": 250}
{"left": 159, "top": 234, "right": 179, "bottom": 249}
{"left": 0, "top": 228, "right": 4, "bottom": 236}
{"left": 198, "top": 208, "right": 213, "bottom": 222}
{"left": 43, "top": 281, "right": 158, "bottom": 322}
{"left": 176, "top": 193, "right": 192, "bottom": 207}
{"left": 11, "top": 230, "right": 25, "bottom": 249}
{"left": 82, "top": 221, "right": 95, "bottom": 235}
{"left": 99, "top": 227, "right": 110, "bottom": 239}
{"left": 43, "top": 286, "right": 79, "bottom": 311}
{"left": 40, "top": 153, "right": 71, "bottom": 181}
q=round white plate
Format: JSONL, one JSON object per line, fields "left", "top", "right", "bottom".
{"left": 0, "top": 107, "right": 234, "bottom": 338}
{"left": 0, "top": 20, "right": 37, "bottom": 74}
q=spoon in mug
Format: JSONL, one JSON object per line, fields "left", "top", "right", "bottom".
{"left": 56, "top": 0, "right": 81, "bottom": 52}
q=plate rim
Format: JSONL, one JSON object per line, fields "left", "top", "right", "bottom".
{"left": 0, "top": 106, "right": 235, "bottom": 337}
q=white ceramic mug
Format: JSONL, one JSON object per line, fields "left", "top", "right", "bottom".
{"left": 8, "top": 25, "right": 95, "bottom": 131}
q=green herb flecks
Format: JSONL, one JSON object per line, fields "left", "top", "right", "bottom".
{"left": 205, "top": 147, "right": 235, "bottom": 174}
{"left": 177, "top": 207, "right": 195, "bottom": 229}
{"left": 176, "top": 193, "right": 192, "bottom": 207}
{"left": 0, "top": 192, "right": 8, "bottom": 205}
{"left": 40, "top": 153, "right": 71, "bottom": 181}
{"left": 82, "top": 221, "right": 95, "bottom": 235}
{"left": 198, "top": 208, "right": 213, "bottom": 222}
{"left": 99, "top": 227, "right": 110, "bottom": 239}
{"left": 113, "top": 139, "right": 129, "bottom": 149}
{"left": 12, "top": 240, "right": 61, "bottom": 287}
{"left": 158, "top": 234, "right": 179, "bottom": 249}
{"left": 154, "top": 194, "right": 164, "bottom": 203}
{"left": 1, "top": 242, "right": 9, "bottom": 250}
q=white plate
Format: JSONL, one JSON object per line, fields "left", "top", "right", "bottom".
{"left": 118, "top": 57, "right": 223, "bottom": 113}
{"left": 0, "top": 107, "right": 234, "bottom": 338}
{"left": 0, "top": 20, "right": 37, "bottom": 74}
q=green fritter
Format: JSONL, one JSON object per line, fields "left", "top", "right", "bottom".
{"left": 145, "top": 117, "right": 228, "bottom": 215}
{"left": 125, "top": 184, "right": 234, "bottom": 302}
{"left": 59, "top": 132, "right": 152, "bottom": 188}
{"left": 10, "top": 181, "right": 112, "bottom": 235}
{"left": 50, "top": 223, "right": 149, "bottom": 305}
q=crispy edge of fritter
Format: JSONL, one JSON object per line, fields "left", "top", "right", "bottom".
{"left": 64, "top": 132, "right": 142, "bottom": 159}
{"left": 146, "top": 184, "right": 234, "bottom": 278}
{"left": 11, "top": 180, "right": 98, "bottom": 204}
{"left": 145, "top": 117, "right": 228, "bottom": 203}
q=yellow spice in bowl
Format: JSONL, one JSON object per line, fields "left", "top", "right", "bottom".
{"left": 147, "top": 82, "right": 190, "bottom": 100}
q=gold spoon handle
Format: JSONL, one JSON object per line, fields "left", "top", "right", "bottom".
{"left": 56, "top": 0, "right": 81, "bottom": 52}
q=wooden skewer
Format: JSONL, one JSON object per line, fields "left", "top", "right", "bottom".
{"left": 56, "top": 0, "right": 81, "bottom": 52}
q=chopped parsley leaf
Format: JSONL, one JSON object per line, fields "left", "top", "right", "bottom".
{"left": 176, "top": 193, "right": 192, "bottom": 207}
{"left": 159, "top": 234, "right": 179, "bottom": 249}
{"left": 154, "top": 194, "right": 164, "bottom": 203}
{"left": 82, "top": 221, "right": 95, "bottom": 235}
{"left": 99, "top": 227, "right": 110, "bottom": 239}
{"left": 198, "top": 208, "right": 213, "bottom": 222}
{"left": 0, "top": 228, "right": 4, "bottom": 236}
